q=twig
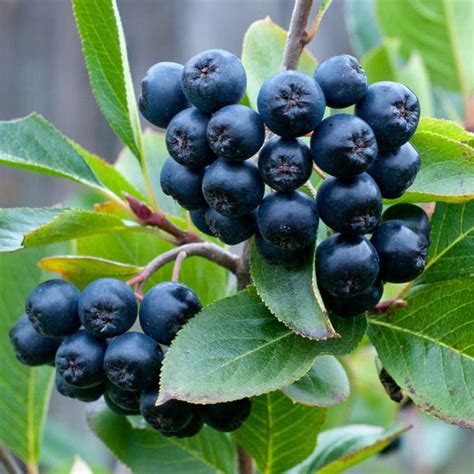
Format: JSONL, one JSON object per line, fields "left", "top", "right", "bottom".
{"left": 236, "top": 240, "right": 252, "bottom": 291}
{"left": 127, "top": 242, "right": 239, "bottom": 293}
{"left": 238, "top": 446, "right": 254, "bottom": 474}
{"left": 171, "top": 251, "right": 187, "bottom": 282}
{"left": 306, "top": 0, "right": 333, "bottom": 43}
{"left": 0, "top": 446, "right": 22, "bottom": 474}
{"left": 371, "top": 298, "right": 407, "bottom": 314}
{"left": 312, "top": 162, "right": 327, "bottom": 180}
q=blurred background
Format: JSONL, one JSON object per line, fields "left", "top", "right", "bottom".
{"left": 0, "top": 0, "right": 472, "bottom": 473}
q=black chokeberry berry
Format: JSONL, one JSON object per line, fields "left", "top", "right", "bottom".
{"left": 255, "top": 234, "right": 310, "bottom": 268}
{"left": 199, "top": 398, "right": 251, "bottom": 432}
{"left": 163, "top": 412, "right": 204, "bottom": 438}
{"left": 104, "top": 392, "right": 140, "bottom": 416}
{"left": 205, "top": 209, "right": 256, "bottom": 245}
{"left": 55, "top": 371, "right": 105, "bottom": 402}
{"left": 190, "top": 209, "right": 216, "bottom": 236}
{"left": 105, "top": 383, "right": 141, "bottom": 413}
{"left": 382, "top": 203, "right": 430, "bottom": 238}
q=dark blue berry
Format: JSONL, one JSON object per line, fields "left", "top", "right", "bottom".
{"left": 356, "top": 81, "right": 420, "bottom": 149}
{"left": 165, "top": 107, "right": 216, "bottom": 168}
{"left": 104, "top": 392, "right": 140, "bottom": 416}
{"left": 257, "top": 70, "right": 325, "bottom": 138}
{"left": 258, "top": 191, "right": 319, "bottom": 250}
{"left": 371, "top": 220, "right": 428, "bottom": 283}
{"left": 105, "top": 383, "right": 141, "bottom": 412}
{"left": 181, "top": 49, "right": 246, "bottom": 114}
{"left": 163, "top": 413, "right": 204, "bottom": 438}
{"left": 317, "top": 173, "right": 382, "bottom": 235}
{"left": 79, "top": 278, "right": 137, "bottom": 339}
{"left": 55, "top": 371, "right": 105, "bottom": 402}
{"left": 380, "top": 437, "right": 402, "bottom": 456}
{"left": 190, "top": 209, "right": 215, "bottom": 236}
{"left": 103, "top": 332, "right": 163, "bottom": 391}
{"left": 311, "top": 114, "right": 378, "bottom": 178}
{"left": 367, "top": 142, "right": 420, "bottom": 199}
{"left": 255, "top": 234, "right": 310, "bottom": 268}
{"left": 139, "top": 282, "right": 202, "bottom": 345}
{"left": 316, "top": 234, "right": 380, "bottom": 297}
{"left": 314, "top": 54, "right": 368, "bottom": 108}
{"left": 382, "top": 203, "right": 430, "bottom": 238}
{"left": 25, "top": 279, "right": 80, "bottom": 337}
{"left": 258, "top": 137, "right": 312, "bottom": 191}
{"left": 139, "top": 62, "right": 189, "bottom": 129}
{"left": 202, "top": 159, "right": 264, "bottom": 217}
{"left": 205, "top": 209, "right": 256, "bottom": 245}
{"left": 199, "top": 398, "right": 251, "bottom": 432}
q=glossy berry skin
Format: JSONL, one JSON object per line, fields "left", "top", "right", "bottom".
{"left": 205, "top": 209, "right": 256, "bottom": 245}
{"left": 314, "top": 54, "right": 368, "bottom": 108}
{"left": 9, "top": 315, "right": 62, "bottom": 366}
{"left": 140, "top": 386, "right": 194, "bottom": 432}
{"left": 139, "top": 282, "right": 202, "bottom": 345}
{"left": 382, "top": 203, "right": 430, "bottom": 238}
{"left": 258, "top": 137, "right": 312, "bottom": 191}
{"left": 257, "top": 70, "right": 325, "bottom": 138}
{"left": 181, "top": 49, "right": 246, "bottom": 114}
{"left": 202, "top": 159, "right": 264, "bottom": 217}
{"left": 371, "top": 220, "right": 429, "bottom": 283}
{"left": 79, "top": 278, "right": 137, "bottom": 339}
{"left": 105, "top": 383, "right": 141, "bottom": 412}
{"left": 258, "top": 191, "right": 319, "bottom": 250}
{"left": 255, "top": 234, "right": 310, "bottom": 268}
{"left": 190, "top": 209, "right": 215, "bottom": 236}
{"left": 163, "top": 413, "right": 204, "bottom": 438}
{"left": 310, "top": 114, "right": 378, "bottom": 178}
{"left": 25, "top": 279, "right": 80, "bottom": 337}
{"left": 165, "top": 107, "right": 215, "bottom": 168}
{"left": 321, "top": 280, "right": 383, "bottom": 317}
{"left": 367, "top": 142, "right": 420, "bottom": 199}
{"left": 316, "top": 234, "right": 380, "bottom": 298}
{"left": 160, "top": 157, "right": 206, "bottom": 210}
{"left": 317, "top": 173, "right": 382, "bottom": 235}
{"left": 55, "top": 372, "right": 104, "bottom": 402}
{"left": 139, "top": 62, "right": 189, "bottom": 129}
{"left": 207, "top": 104, "right": 265, "bottom": 161}
{"left": 200, "top": 398, "right": 251, "bottom": 432}
{"left": 55, "top": 330, "right": 106, "bottom": 388}
{"left": 355, "top": 81, "right": 420, "bottom": 149}
{"left": 103, "top": 332, "right": 163, "bottom": 391}
{"left": 104, "top": 392, "right": 140, "bottom": 416}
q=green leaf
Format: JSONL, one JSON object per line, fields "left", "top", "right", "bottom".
{"left": 417, "top": 117, "right": 474, "bottom": 144}
{"left": 72, "top": 0, "right": 143, "bottom": 160}
{"left": 158, "top": 287, "right": 367, "bottom": 404}
{"left": 251, "top": 242, "right": 335, "bottom": 340}
{"left": 375, "top": 0, "right": 474, "bottom": 95}
{"left": 241, "top": 17, "right": 317, "bottom": 109}
{"left": 0, "top": 248, "right": 54, "bottom": 467}
{"left": 234, "top": 392, "right": 327, "bottom": 473}
{"left": 282, "top": 355, "right": 350, "bottom": 407}
{"left": 287, "top": 424, "right": 408, "bottom": 474}
{"left": 38, "top": 255, "right": 141, "bottom": 290}
{"left": 88, "top": 405, "right": 236, "bottom": 474}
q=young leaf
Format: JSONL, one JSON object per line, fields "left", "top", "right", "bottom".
{"left": 158, "top": 287, "right": 366, "bottom": 404}
{"left": 72, "top": 0, "right": 144, "bottom": 160}
{"left": 250, "top": 242, "right": 336, "bottom": 340}
{"left": 241, "top": 17, "right": 317, "bottom": 108}
{"left": 234, "top": 392, "right": 327, "bottom": 473}
{"left": 287, "top": 424, "right": 408, "bottom": 474}
{"left": 282, "top": 355, "right": 350, "bottom": 407}
{"left": 0, "top": 248, "right": 54, "bottom": 467}
{"left": 417, "top": 118, "right": 474, "bottom": 144}
{"left": 88, "top": 405, "right": 236, "bottom": 474}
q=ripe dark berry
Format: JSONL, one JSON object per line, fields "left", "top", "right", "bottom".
{"left": 355, "top": 81, "right": 420, "bottom": 149}
{"left": 140, "top": 386, "right": 194, "bottom": 432}
{"left": 314, "top": 54, "right": 368, "bottom": 108}
{"left": 380, "top": 437, "right": 402, "bottom": 456}
{"left": 202, "top": 159, "right": 264, "bottom": 217}
{"left": 321, "top": 280, "right": 383, "bottom": 317}
{"left": 139, "top": 282, "right": 202, "bottom": 345}
{"left": 258, "top": 191, "right": 319, "bottom": 250}
{"left": 367, "top": 142, "right": 420, "bottom": 199}
{"left": 207, "top": 104, "right": 265, "bottom": 161}
{"left": 255, "top": 234, "right": 310, "bottom": 268}
{"left": 163, "top": 413, "right": 204, "bottom": 438}
{"left": 9, "top": 315, "right": 62, "bottom": 366}
{"left": 104, "top": 392, "right": 140, "bottom": 416}
{"left": 105, "top": 383, "right": 141, "bottom": 413}
{"left": 382, "top": 203, "right": 430, "bottom": 238}
{"left": 371, "top": 220, "right": 428, "bottom": 283}
{"left": 200, "top": 398, "right": 251, "bottom": 432}
{"left": 257, "top": 70, "right": 325, "bottom": 138}
{"left": 78, "top": 278, "right": 137, "bottom": 339}
{"left": 160, "top": 157, "right": 206, "bottom": 210}
{"left": 55, "top": 330, "right": 106, "bottom": 388}
{"left": 310, "top": 114, "right": 378, "bottom": 178}
{"left": 55, "top": 371, "right": 105, "bottom": 402}
{"left": 181, "top": 49, "right": 246, "bottom": 114}
{"left": 190, "top": 209, "right": 215, "bottom": 236}
{"left": 139, "top": 62, "right": 189, "bottom": 129}
{"left": 317, "top": 173, "right": 382, "bottom": 235}
{"left": 205, "top": 209, "right": 256, "bottom": 245}
{"left": 103, "top": 332, "right": 163, "bottom": 391}
{"left": 165, "top": 107, "right": 215, "bottom": 168}
{"left": 258, "top": 137, "right": 312, "bottom": 191}
{"left": 316, "top": 234, "right": 379, "bottom": 297}
{"left": 25, "top": 279, "right": 80, "bottom": 337}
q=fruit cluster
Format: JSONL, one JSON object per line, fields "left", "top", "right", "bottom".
{"left": 140, "top": 49, "right": 430, "bottom": 316}
{"left": 10, "top": 278, "right": 251, "bottom": 437}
